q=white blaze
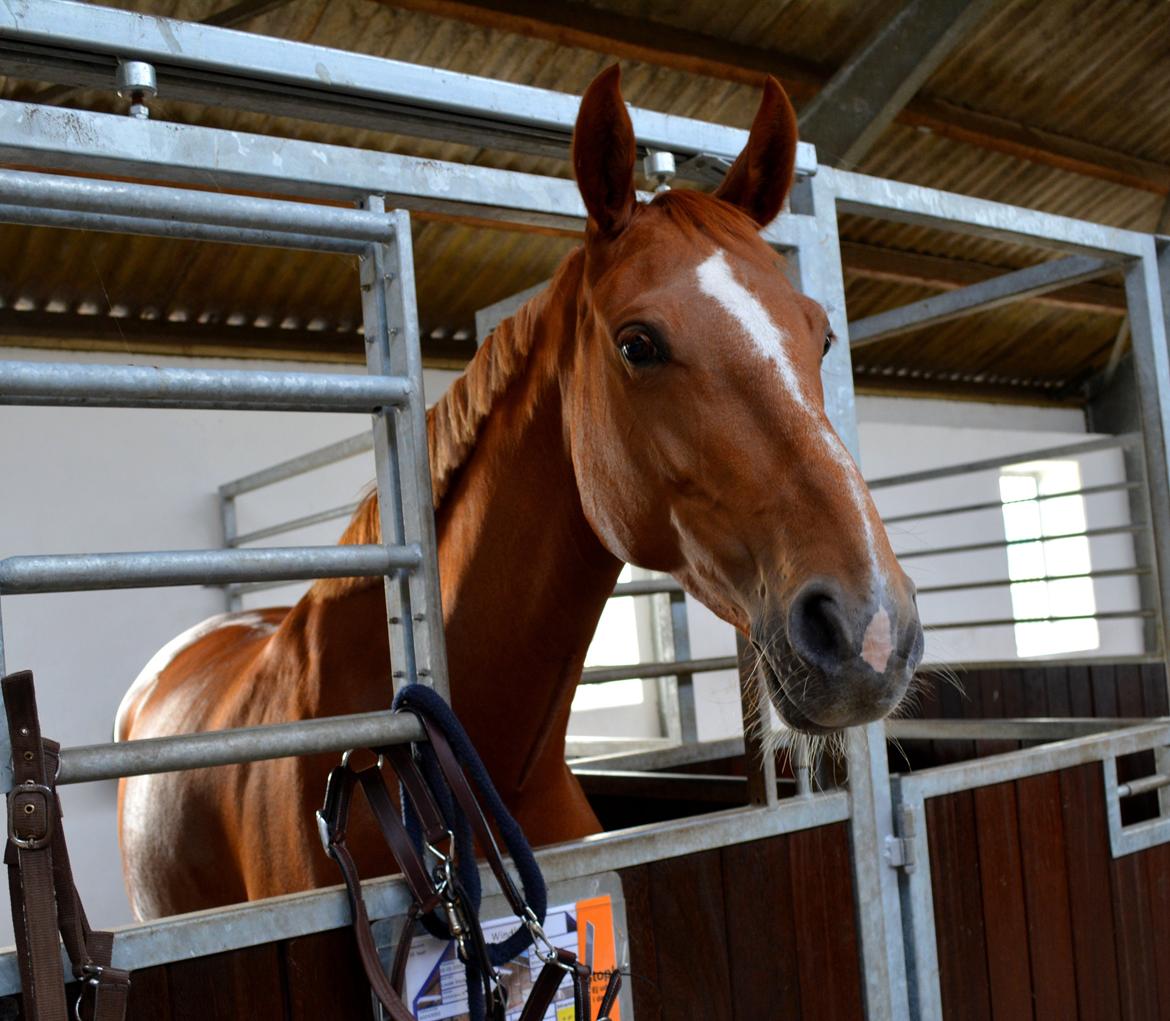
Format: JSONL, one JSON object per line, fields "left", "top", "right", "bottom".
{"left": 694, "top": 247, "right": 885, "bottom": 598}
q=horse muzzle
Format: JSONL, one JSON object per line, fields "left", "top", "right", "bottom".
{"left": 754, "top": 577, "right": 923, "bottom": 733}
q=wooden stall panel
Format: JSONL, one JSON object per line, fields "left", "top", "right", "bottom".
{"left": 928, "top": 762, "right": 1170, "bottom": 1021}
{"left": 621, "top": 827, "right": 862, "bottom": 1021}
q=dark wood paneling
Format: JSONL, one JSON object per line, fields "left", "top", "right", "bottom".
{"left": 927, "top": 790, "right": 992, "bottom": 1021}
{"left": 971, "top": 782, "right": 1033, "bottom": 1019}
{"left": 166, "top": 943, "right": 286, "bottom": 1021}
{"left": 646, "top": 849, "right": 734, "bottom": 1020}
{"left": 1059, "top": 763, "right": 1123, "bottom": 1021}
{"left": 618, "top": 863, "right": 663, "bottom": 1021}
{"left": 1015, "top": 773, "right": 1078, "bottom": 1020}
{"left": 1067, "top": 664, "right": 1094, "bottom": 717}
{"left": 1141, "top": 662, "right": 1169, "bottom": 716}
{"left": 1143, "top": 842, "right": 1170, "bottom": 1016}
{"left": 125, "top": 965, "right": 172, "bottom": 1021}
{"left": 282, "top": 928, "right": 371, "bottom": 1020}
{"left": 1112, "top": 849, "right": 1162, "bottom": 1020}
{"left": 1090, "top": 663, "right": 1121, "bottom": 717}
{"left": 721, "top": 837, "right": 802, "bottom": 1019}
{"left": 787, "top": 824, "right": 863, "bottom": 1021}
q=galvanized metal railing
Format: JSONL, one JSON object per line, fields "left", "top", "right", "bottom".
{"left": 0, "top": 174, "right": 449, "bottom": 793}
{"left": 868, "top": 432, "right": 1157, "bottom": 646}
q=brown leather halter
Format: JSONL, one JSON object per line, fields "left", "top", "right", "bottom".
{"left": 317, "top": 690, "right": 622, "bottom": 1021}
{"left": 3, "top": 671, "right": 130, "bottom": 1021}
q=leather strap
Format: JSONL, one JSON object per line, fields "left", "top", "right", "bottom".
{"left": 2, "top": 671, "right": 129, "bottom": 1021}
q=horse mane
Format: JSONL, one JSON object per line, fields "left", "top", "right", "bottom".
{"left": 313, "top": 189, "right": 762, "bottom": 600}
{"left": 312, "top": 248, "right": 584, "bottom": 597}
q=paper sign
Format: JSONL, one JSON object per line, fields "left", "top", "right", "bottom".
{"left": 401, "top": 894, "right": 620, "bottom": 1021}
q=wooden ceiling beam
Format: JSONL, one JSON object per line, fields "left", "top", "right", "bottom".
{"left": 380, "top": 0, "right": 1170, "bottom": 196}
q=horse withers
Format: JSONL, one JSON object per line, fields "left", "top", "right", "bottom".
{"left": 117, "top": 67, "right": 922, "bottom": 919}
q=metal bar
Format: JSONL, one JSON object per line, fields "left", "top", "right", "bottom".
{"left": 573, "top": 769, "right": 756, "bottom": 805}
{"left": 1128, "top": 239, "right": 1170, "bottom": 668}
{"left": 0, "top": 360, "right": 411, "bottom": 413}
{"left": 822, "top": 164, "right": 1150, "bottom": 257}
{"left": 612, "top": 577, "right": 683, "bottom": 597}
{"left": 0, "top": 0, "right": 817, "bottom": 175}
{"left": 898, "top": 722, "right": 1170, "bottom": 802}
{"left": 0, "top": 201, "right": 366, "bottom": 254}
{"left": 230, "top": 502, "right": 362, "bottom": 546}
{"left": 0, "top": 168, "right": 393, "bottom": 243}
{"left": 383, "top": 208, "right": 449, "bottom": 698}
{"left": 867, "top": 433, "right": 1137, "bottom": 489}
{"left": 57, "top": 711, "right": 425, "bottom": 785}
{"left": 849, "top": 254, "right": 1125, "bottom": 347}
{"left": 0, "top": 544, "right": 415, "bottom": 594}
{"left": 1118, "top": 773, "right": 1170, "bottom": 799}
{"left": 880, "top": 480, "right": 1141, "bottom": 524}
{"left": 218, "top": 492, "right": 241, "bottom": 612}
{"left": 0, "top": 99, "right": 592, "bottom": 230}
{"left": 927, "top": 609, "right": 1154, "bottom": 630}
{"left": 894, "top": 522, "right": 1142, "bottom": 560}
{"left": 0, "top": 791, "right": 847, "bottom": 992}
{"left": 737, "top": 632, "right": 777, "bottom": 806}
{"left": 220, "top": 433, "right": 373, "bottom": 498}
{"left": 797, "top": 0, "right": 996, "bottom": 168}
{"left": 569, "top": 735, "right": 747, "bottom": 772}
{"left": 792, "top": 167, "right": 906, "bottom": 1021}
{"left": 916, "top": 566, "right": 1151, "bottom": 597}
{"left": 886, "top": 717, "right": 1152, "bottom": 741}
{"left": 579, "top": 655, "right": 738, "bottom": 686}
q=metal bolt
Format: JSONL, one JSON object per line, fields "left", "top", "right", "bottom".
{"left": 116, "top": 60, "right": 157, "bottom": 120}
{"left": 389, "top": 616, "right": 400, "bottom": 624}
{"left": 413, "top": 613, "right": 425, "bottom": 622}
{"left": 642, "top": 150, "right": 676, "bottom": 194}
{"left": 392, "top": 670, "right": 406, "bottom": 679}
{"left": 418, "top": 669, "right": 430, "bottom": 678}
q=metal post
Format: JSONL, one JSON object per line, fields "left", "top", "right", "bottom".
{"left": 219, "top": 493, "right": 241, "bottom": 612}
{"left": 359, "top": 201, "right": 449, "bottom": 699}
{"left": 669, "top": 589, "right": 699, "bottom": 745}
{"left": 790, "top": 170, "right": 908, "bottom": 1021}
{"left": 1126, "top": 238, "right": 1170, "bottom": 675}
{"left": 736, "top": 632, "right": 778, "bottom": 806}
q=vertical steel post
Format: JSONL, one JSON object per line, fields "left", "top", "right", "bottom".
{"left": 359, "top": 200, "right": 449, "bottom": 699}
{"left": 1126, "top": 238, "right": 1170, "bottom": 689}
{"left": 219, "top": 492, "right": 241, "bottom": 612}
{"left": 669, "top": 589, "right": 699, "bottom": 745}
{"left": 736, "top": 631, "right": 778, "bottom": 806}
{"left": 790, "top": 170, "right": 908, "bottom": 1021}
{"left": 0, "top": 595, "right": 10, "bottom": 790}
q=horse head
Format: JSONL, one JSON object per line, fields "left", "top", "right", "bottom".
{"left": 564, "top": 66, "right": 923, "bottom": 734}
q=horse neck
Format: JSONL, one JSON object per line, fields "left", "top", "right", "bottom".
{"left": 308, "top": 255, "right": 623, "bottom": 796}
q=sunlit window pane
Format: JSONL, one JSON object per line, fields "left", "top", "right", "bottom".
{"left": 1001, "top": 462, "right": 1099, "bottom": 658}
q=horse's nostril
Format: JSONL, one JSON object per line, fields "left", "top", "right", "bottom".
{"left": 788, "top": 586, "right": 851, "bottom": 672}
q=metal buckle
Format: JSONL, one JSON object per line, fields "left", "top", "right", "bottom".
{"left": 315, "top": 810, "right": 335, "bottom": 856}
{"left": 72, "top": 964, "right": 103, "bottom": 1021}
{"left": 7, "top": 782, "right": 54, "bottom": 850}
{"left": 522, "top": 907, "right": 575, "bottom": 972}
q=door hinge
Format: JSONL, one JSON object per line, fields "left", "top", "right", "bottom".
{"left": 883, "top": 803, "right": 917, "bottom": 873}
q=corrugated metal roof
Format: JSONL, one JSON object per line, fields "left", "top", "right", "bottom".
{"left": 0, "top": 0, "right": 1165, "bottom": 400}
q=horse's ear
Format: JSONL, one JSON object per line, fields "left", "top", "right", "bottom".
{"left": 714, "top": 77, "right": 798, "bottom": 228}
{"left": 572, "top": 65, "right": 637, "bottom": 237}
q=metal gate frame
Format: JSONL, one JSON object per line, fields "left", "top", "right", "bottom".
{"left": 0, "top": 4, "right": 1168, "bottom": 1019}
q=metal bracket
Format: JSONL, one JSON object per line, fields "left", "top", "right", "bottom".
{"left": 883, "top": 803, "right": 917, "bottom": 872}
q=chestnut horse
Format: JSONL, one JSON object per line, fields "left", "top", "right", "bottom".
{"left": 117, "top": 67, "right": 922, "bottom": 919}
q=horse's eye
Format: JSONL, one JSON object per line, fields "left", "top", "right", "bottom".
{"left": 822, "top": 328, "right": 835, "bottom": 359}
{"left": 619, "top": 331, "right": 659, "bottom": 366}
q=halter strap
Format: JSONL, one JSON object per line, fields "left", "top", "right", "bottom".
{"left": 2, "top": 671, "right": 130, "bottom": 1021}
